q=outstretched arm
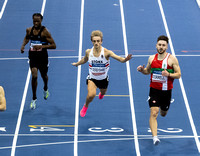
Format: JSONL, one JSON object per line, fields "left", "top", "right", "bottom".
{"left": 72, "top": 49, "right": 89, "bottom": 67}
{"left": 107, "top": 49, "right": 132, "bottom": 63}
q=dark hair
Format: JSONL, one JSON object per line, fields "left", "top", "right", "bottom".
{"left": 157, "top": 35, "right": 169, "bottom": 44}
{"left": 32, "top": 13, "right": 43, "bottom": 20}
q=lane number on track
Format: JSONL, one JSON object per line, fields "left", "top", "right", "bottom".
{"left": 88, "top": 127, "right": 124, "bottom": 133}
{"left": 30, "top": 126, "right": 65, "bottom": 132}
{"left": 0, "top": 127, "right": 6, "bottom": 132}
{"left": 148, "top": 128, "right": 183, "bottom": 133}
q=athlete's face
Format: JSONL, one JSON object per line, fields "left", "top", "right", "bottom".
{"left": 156, "top": 40, "right": 168, "bottom": 54}
{"left": 92, "top": 36, "right": 102, "bottom": 48}
{"left": 33, "top": 16, "right": 42, "bottom": 29}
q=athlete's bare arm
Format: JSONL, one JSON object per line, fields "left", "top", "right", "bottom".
{"left": 165, "top": 55, "right": 181, "bottom": 79}
{"left": 72, "top": 49, "right": 90, "bottom": 67}
{"left": 137, "top": 55, "right": 154, "bottom": 75}
{"left": 105, "top": 48, "right": 132, "bottom": 63}
{"left": 0, "top": 86, "right": 6, "bottom": 111}
{"left": 40, "top": 28, "right": 56, "bottom": 49}
{"left": 21, "top": 28, "right": 31, "bottom": 53}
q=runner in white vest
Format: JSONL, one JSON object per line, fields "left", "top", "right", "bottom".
{"left": 72, "top": 30, "right": 132, "bottom": 117}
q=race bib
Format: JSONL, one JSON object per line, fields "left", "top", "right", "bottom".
{"left": 30, "top": 41, "right": 42, "bottom": 51}
{"left": 152, "top": 71, "right": 167, "bottom": 83}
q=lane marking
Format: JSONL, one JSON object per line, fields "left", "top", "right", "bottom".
{"left": 95, "top": 94, "right": 129, "bottom": 97}
{"left": 0, "top": 0, "right": 8, "bottom": 19}
{"left": 1, "top": 133, "right": 200, "bottom": 138}
{"left": 28, "top": 125, "right": 74, "bottom": 128}
{"left": 11, "top": 1, "right": 47, "bottom": 156}
{"left": 119, "top": 0, "right": 140, "bottom": 155}
{"left": 1, "top": 54, "right": 200, "bottom": 61}
{"left": 11, "top": 69, "right": 31, "bottom": 156}
{"left": 74, "top": 0, "right": 85, "bottom": 155}
{"left": 1, "top": 135, "right": 200, "bottom": 150}
{"left": 158, "top": 0, "right": 200, "bottom": 153}
{"left": 196, "top": 0, "right": 200, "bottom": 8}
{"left": 2, "top": 48, "right": 200, "bottom": 53}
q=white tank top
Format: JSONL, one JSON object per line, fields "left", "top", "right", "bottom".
{"left": 88, "top": 47, "right": 110, "bottom": 80}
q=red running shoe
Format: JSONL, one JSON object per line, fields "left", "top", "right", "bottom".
{"left": 80, "top": 105, "right": 88, "bottom": 117}
{"left": 98, "top": 92, "right": 104, "bottom": 99}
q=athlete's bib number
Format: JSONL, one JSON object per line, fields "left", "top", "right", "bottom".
{"left": 152, "top": 73, "right": 167, "bottom": 83}
{"left": 30, "top": 43, "right": 42, "bottom": 51}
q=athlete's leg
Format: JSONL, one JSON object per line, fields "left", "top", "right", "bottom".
{"left": 149, "top": 106, "right": 159, "bottom": 137}
{"left": 31, "top": 67, "right": 38, "bottom": 100}
{"left": 160, "top": 109, "right": 168, "bottom": 117}
{"left": 0, "top": 86, "right": 6, "bottom": 111}
{"left": 99, "top": 89, "right": 107, "bottom": 95}
{"left": 99, "top": 88, "right": 107, "bottom": 99}
{"left": 85, "top": 80, "right": 97, "bottom": 107}
{"left": 80, "top": 80, "right": 97, "bottom": 117}
{"left": 39, "top": 67, "right": 48, "bottom": 91}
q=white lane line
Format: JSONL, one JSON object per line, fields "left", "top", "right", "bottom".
{"left": 74, "top": 0, "right": 85, "bottom": 155}
{"left": 119, "top": 0, "right": 140, "bottom": 155}
{"left": 41, "top": 0, "right": 46, "bottom": 16}
{"left": 10, "top": 1, "right": 47, "bottom": 156}
{"left": 2, "top": 135, "right": 199, "bottom": 150}
{"left": 1, "top": 54, "right": 200, "bottom": 61}
{"left": 158, "top": 0, "right": 200, "bottom": 153}
{"left": 1, "top": 134, "right": 199, "bottom": 138}
{"left": 0, "top": 0, "right": 8, "bottom": 19}
{"left": 196, "top": 0, "right": 200, "bottom": 8}
{"left": 10, "top": 69, "right": 31, "bottom": 156}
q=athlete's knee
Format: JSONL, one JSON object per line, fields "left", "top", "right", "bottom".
{"left": 150, "top": 108, "right": 159, "bottom": 118}
{"left": 31, "top": 71, "right": 38, "bottom": 80}
{"left": 0, "top": 104, "right": 6, "bottom": 111}
{"left": 0, "top": 95, "right": 6, "bottom": 111}
{"left": 160, "top": 110, "right": 168, "bottom": 117}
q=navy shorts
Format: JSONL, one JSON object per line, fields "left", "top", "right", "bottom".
{"left": 148, "top": 87, "right": 172, "bottom": 111}
{"left": 29, "top": 51, "right": 49, "bottom": 74}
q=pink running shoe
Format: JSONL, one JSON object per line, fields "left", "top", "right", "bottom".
{"left": 98, "top": 92, "right": 104, "bottom": 99}
{"left": 80, "top": 105, "right": 88, "bottom": 117}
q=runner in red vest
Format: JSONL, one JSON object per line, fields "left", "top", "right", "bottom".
{"left": 137, "top": 35, "right": 181, "bottom": 145}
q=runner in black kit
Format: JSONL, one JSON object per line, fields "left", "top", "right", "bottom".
{"left": 21, "top": 13, "right": 56, "bottom": 109}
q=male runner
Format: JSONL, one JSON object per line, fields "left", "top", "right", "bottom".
{"left": 21, "top": 13, "right": 56, "bottom": 109}
{"left": 72, "top": 30, "right": 132, "bottom": 117}
{"left": 137, "top": 35, "right": 181, "bottom": 145}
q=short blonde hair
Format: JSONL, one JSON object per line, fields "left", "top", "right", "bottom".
{"left": 91, "top": 30, "right": 103, "bottom": 41}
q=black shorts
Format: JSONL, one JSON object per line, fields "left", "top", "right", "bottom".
{"left": 29, "top": 51, "right": 49, "bottom": 74}
{"left": 148, "top": 87, "right": 172, "bottom": 111}
{"left": 86, "top": 76, "right": 109, "bottom": 89}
